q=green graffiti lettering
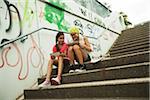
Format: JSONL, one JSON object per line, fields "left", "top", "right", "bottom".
{"left": 44, "top": 0, "right": 69, "bottom": 31}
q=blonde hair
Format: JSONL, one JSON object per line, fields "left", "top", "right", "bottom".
{"left": 69, "top": 26, "right": 80, "bottom": 34}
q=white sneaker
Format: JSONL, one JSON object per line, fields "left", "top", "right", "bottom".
{"left": 75, "top": 69, "right": 86, "bottom": 73}
{"left": 69, "top": 69, "right": 75, "bottom": 73}
{"left": 38, "top": 80, "right": 51, "bottom": 88}
{"left": 51, "top": 77, "right": 61, "bottom": 85}
{"left": 69, "top": 65, "right": 75, "bottom": 73}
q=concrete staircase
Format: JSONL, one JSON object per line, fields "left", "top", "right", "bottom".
{"left": 24, "top": 22, "right": 150, "bottom": 100}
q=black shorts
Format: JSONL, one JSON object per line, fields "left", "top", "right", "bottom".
{"left": 84, "top": 54, "right": 91, "bottom": 62}
{"left": 75, "top": 54, "right": 91, "bottom": 63}
{"left": 53, "top": 58, "right": 70, "bottom": 67}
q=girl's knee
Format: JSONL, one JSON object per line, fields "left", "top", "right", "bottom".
{"left": 73, "top": 45, "right": 80, "bottom": 51}
{"left": 68, "top": 46, "right": 73, "bottom": 52}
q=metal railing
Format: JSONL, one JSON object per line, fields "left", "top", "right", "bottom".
{"left": 0, "top": 27, "right": 68, "bottom": 48}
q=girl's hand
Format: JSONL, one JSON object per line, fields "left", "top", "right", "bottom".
{"left": 50, "top": 52, "right": 60, "bottom": 56}
{"left": 68, "top": 41, "right": 79, "bottom": 46}
{"left": 59, "top": 52, "right": 66, "bottom": 57}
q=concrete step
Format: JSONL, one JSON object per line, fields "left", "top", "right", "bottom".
{"left": 121, "top": 28, "right": 149, "bottom": 37}
{"left": 110, "top": 44, "right": 149, "bottom": 56}
{"left": 117, "top": 22, "right": 149, "bottom": 43}
{"left": 110, "top": 48, "right": 149, "bottom": 57}
{"left": 50, "top": 51, "right": 149, "bottom": 75}
{"left": 122, "top": 25, "right": 149, "bottom": 33}
{"left": 121, "top": 23, "right": 149, "bottom": 36}
{"left": 100, "top": 51, "right": 150, "bottom": 67}
{"left": 113, "top": 36, "right": 149, "bottom": 48}
{"left": 110, "top": 40, "right": 149, "bottom": 52}
{"left": 115, "top": 35, "right": 149, "bottom": 44}
{"left": 25, "top": 98, "right": 149, "bottom": 100}
{"left": 38, "top": 62, "right": 149, "bottom": 85}
{"left": 24, "top": 77, "right": 150, "bottom": 99}
{"left": 121, "top": 29, "right": 149, "bottom": 38}
{"left": 122, "top": 28, "right": 148, "bottom": 35}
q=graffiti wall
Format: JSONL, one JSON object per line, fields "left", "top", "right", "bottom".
{"left": 0, "top": 0, "right": 126, "bottom": 100}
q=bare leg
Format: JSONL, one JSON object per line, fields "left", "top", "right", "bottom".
{"left": 80, "top": 49, "right": 88, "bottom": 61}
{"left": 45, "top": 59, "right": 54, "bottom": 81}
{"left": 73, "top": 45, "right": 84, "bottom": 64}
{"left": 68, "top": 46, "right": 75, "bottom": 65}
{"left": 56, "top": 56, "right": 63, "bottom": 80}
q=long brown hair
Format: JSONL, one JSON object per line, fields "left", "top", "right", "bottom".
{"left": 55, "top": 32, "right": 64, "bottom": 51}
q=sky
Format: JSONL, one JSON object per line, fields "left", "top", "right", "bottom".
{"left": 99, "top": 0, "right": 150, "bottom": 25}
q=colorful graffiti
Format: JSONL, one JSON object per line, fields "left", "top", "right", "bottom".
{"left": 0, "top": 35, "right": 44, "bottom": 80}
{"left": 44, "top": 0, "right": 69, "bottom": 31}
{"left": 0, "top": 0, "right": 46, "bottom": 80}
{"left": 1, "top": 0, "right": 22, "bottom": 44}
{"left": 18, "top": 0, "right": 35, "bottom": 27}
{"left": 0, "top": 0, "right": 38, "bottom": 46}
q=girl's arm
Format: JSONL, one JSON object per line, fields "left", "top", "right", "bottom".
{"left": 82, "top": 37, "right": 92, "bottom": 52}
{"left": 59, "top": 43, "right": 68, "bottom": 57}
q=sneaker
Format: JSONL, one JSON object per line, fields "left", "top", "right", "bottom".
{"left": 75, "top": 64, "right": 86, "bottom": 73}
{"left": 69, "top": 69, "right": 75, "bottom": 73}
{"left": 69, "top": 65, "right": 75, "bottom": 73}
{"left": 51, "top": 77, "right": 61, "bottom": 85}
{"left": 38, "top": 80, "right": 51, "bottom": 88}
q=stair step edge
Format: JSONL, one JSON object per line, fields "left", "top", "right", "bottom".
{"left": 31, "top": 77, "right": 150, "bottom": 90}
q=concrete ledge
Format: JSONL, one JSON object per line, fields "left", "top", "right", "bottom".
{"left": 24, "top": 77, "right": 150, "bottom": 99}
